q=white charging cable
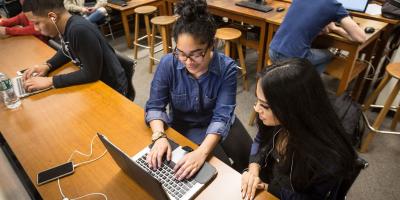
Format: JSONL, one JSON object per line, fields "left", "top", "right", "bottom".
{"left": 58, "top": 134, "right": 108, "bottom": 200}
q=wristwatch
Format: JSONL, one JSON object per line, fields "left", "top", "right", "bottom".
{"left": 151, "top": 131, "right": 166, "bottom": 143}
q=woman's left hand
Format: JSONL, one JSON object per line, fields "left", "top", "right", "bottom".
{"left": 174, "top": 148, "right": 207, "bottom": 180}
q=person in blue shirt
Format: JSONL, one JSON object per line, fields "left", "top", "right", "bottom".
{"left": 269, "top": 0, "right": 366, "bottom": 73}
{"left": 145, "top": 0, "right": 240, "bottom": 180}
{"left": 241, "top": 59, "right": 357, "bottom": 200}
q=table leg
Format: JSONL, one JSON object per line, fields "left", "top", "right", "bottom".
{"left": 121, "top": 12, "right": 133, "bottom": 48}
{"left": 256, "top": 24, "right": 267, "bottom": 73}
{"left": 336, "top": 46, "right": 359, "bottom": 95}
{"left": 264, "top": 23, "right": 275, "bottom": 67}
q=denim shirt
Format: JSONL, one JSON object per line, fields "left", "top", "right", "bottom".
{"left": 145, "top": 52, "right": 238, "bottom": 140}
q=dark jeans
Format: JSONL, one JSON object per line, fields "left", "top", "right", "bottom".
{"left": 269, "top": 48, "right": 334, "bottom": 74}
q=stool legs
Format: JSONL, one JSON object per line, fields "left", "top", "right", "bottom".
{"left": 224, "top": 41, "right": 231, "bottom": 57}
{"left": 144, "top": 15, "right": 152, "bottom": 49}
{"left": 363, "top": 74, "right": 390, "bottom": 111}
{"left": 161, "top": 26, "right": 169, "bottom": 55}
{"left": 237, "top": 42, "right": 248, "bottom": 91}
{"left": 149, "top": 23, "right": 156, "bottom": 73}
{"left": 390, "top": 103, "right": 400, "bottom": 130}
{"left": 133, "top": 13, "right": 140, "bottom": 59}
{"left": 360, "top": 79, "right": 400, "bottom": 152}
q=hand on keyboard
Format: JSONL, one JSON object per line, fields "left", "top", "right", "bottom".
{"left": 22, "top": 63, "right": 50, "bottom": 81}
{"left": 24, "top": 77, "right": 53, "bottom": 92}
{"left": 174, "top": 148, "right": 207, "bottom": 181}
{"left": 147, "top": 138, "right": 172, "bottom": 170}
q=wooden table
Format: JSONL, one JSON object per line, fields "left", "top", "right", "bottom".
{"left": 0, "top": 36, "right": 277, "bottom": 200}
{"left": 262, "top": 1, "right": 388, "bottom": 95}
{"left": 107, "top": 0, "right": 167, "bottom": 48}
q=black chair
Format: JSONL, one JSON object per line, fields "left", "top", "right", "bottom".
{"left": 115, "top": 51, "right": 136, "bottom": 101}
{"left": 335, "top": 157, "right": 369, "bottom": 199}
{"left": 47, "top": 39, "right": 136, "bottom": 101}
{"left": 221, "top": 118, "right": 253, "bottom": 172}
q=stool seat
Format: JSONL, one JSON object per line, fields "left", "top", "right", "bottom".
{"left": 134, "top": 6, "right": 157, "bottom": 14}
{"left": 215, "top": 28, "right": 242, "bottom": 41}
{"left": 151, "top": 16, "right": 177, "bottom": 25}
{"left": 387, "top": 63, "right": 400, "bottom": 79}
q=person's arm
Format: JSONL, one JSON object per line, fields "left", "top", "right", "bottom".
{"left": 205, "top": 59, "right": 238, "bottom": 140}
{"left": 145, "top": 56, "right": 173, "bottom": 170}
{"left": 242, "top": 131, "right": 266, "bottom": 200}
{"left": 94, "top": 0, "right": 107, "bottom": 9}
{"left": 338, "top": 16, "right": 367, "bottom": 43}
{"left": 51, "top": 24, "right": 104, "bottom": 88}
{"left": 174, "top": 58, "right": 238, "bottom": 180}
{"left": 63, "top": 0, "right": 85, "bottom": 13}
{"left": 4, "top": 24, "right": 41, "bottom": 36}
{"left": 0, "top": 13, "right": 22, "bottom": 27}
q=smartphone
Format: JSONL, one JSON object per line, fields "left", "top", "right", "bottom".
{"left": 37, "top": 162, "right": 75, "bottom": 185}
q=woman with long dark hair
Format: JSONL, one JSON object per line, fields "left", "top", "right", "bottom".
{"left": 241, "top": 59, "right": 357, "bottom": 199}
{"left": 145, "top": 0, "right": 242, "bottom": 180}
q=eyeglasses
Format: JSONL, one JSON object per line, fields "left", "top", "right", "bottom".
{"left": 254, "top": 99, "right": 270, "bottom": 110}
{"left": 173, "top": 47, "right": 209, "bottom": 63}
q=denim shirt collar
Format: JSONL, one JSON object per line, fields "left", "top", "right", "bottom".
{"left": 175, "top": 51, "right": 221, "bottom": 76}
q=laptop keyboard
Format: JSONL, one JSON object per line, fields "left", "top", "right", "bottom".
{"left": 136, "top": 154, "right": 198, "bottom": 200}
{"left": 16, "top": 77, "right": 27, "bottom": 96}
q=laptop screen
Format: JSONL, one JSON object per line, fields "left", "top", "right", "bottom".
{"left": 337, "top": 0, "right": 369, "bottom": 12}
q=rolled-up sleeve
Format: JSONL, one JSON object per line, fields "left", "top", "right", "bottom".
{"left": 205, "top": 61, "right": 237, "bottom": 140}
{"left": 249, "top": 131, "right": 263, "bottom": 164}
{"left": 145, "top": 55, "right": 172, "bottom": 126}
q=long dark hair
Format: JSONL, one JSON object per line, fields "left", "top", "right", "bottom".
{"left": 173, "top": 0, "right": 216, "bottom": 47}
{"left": 257, "top": 58, "right": 356, "bottom": 191}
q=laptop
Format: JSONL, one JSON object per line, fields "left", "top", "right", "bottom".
{"left": 11, "top": 76, "right": 52, "bottom": 98}
{"left": 337, "top": 0, "right": 369, "bottom": 12}
{"left": 97, "top": 133, "right": 218, "bottom": 200}
{"left": 108, "top": 0, "right": 128, "bottom": 7}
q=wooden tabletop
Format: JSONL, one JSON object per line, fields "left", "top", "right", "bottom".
{"left": 107, "top": 0, "right": 160, "bottom": 11}
{"left": 0, "top": 36, "right": 277, "bottom": 200}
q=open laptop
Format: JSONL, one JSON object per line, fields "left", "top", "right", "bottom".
{"left": 97, "top": 133, "right": 217, "bottom": 200}
{"left": 11, "top": 76, "right": 52, "bottom": 98}
{"left": 337, "top": 0, "right": 369, "bottom": 12}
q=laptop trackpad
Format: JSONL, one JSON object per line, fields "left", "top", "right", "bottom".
{"left": 171, "top": 147, "right": 217, "bottom": 184}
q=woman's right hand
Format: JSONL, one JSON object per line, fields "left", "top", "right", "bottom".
{"left": 146, "top": 138, "right": 172, "bottom": 170}
{"left": 22, "top": 64, "right": 49, "bottom": 81}
{"left": 241, "top": 163, "right": 262, "bottom": 200}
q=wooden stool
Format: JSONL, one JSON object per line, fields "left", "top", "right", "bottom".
{"left": 360, "top": 63, "right": 400, "bottom": 152}
{"left": 133, "top": 6, "right": 158, "bottom": 59}
{"left": 215, "top": 27, "right": 248, "bottom": 91}
{"left": 149, "top": 15, "right": 177, "bottom": 73}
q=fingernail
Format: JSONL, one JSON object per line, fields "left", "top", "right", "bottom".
{"left": 251, "top": 196, "right": 254, "bottom": 200}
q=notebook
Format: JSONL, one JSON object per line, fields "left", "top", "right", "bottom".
{"left": 97, "top": 133, "right": 218, "bottom": 200}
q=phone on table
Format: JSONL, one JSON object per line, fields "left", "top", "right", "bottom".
{"left": 37, "top": 162, "right": 75, "bottom": 185}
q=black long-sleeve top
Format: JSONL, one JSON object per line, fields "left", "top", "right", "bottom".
{"left": 47, "top": 15, "right": 127, "bottom": 94}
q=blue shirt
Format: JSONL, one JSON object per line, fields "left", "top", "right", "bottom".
{"left": 145, "top": 52, "right": 238, "bottom": 140}
{"left": 270, "top": 0, "right": 348, "bottom": 58}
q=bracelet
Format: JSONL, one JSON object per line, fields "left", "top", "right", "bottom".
{"left": 152, "top": 134, "right": 167, "bottom": 144}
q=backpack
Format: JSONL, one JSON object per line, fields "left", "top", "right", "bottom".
{"left": 382, "top": 0, "right": 400, "bottom": 19}
{"left": 0, "top": 0, "right": 21, "bottom": 18}
{"left": 329, "top": 91, "right": 365, "bottom": 148}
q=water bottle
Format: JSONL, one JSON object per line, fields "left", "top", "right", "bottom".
{"left": 0, "top": 72, "right": 21, "bottom": 109}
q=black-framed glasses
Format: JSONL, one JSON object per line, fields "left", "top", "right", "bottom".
{"left": 173, "top": 46, "right": 209, "bottom": 63}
